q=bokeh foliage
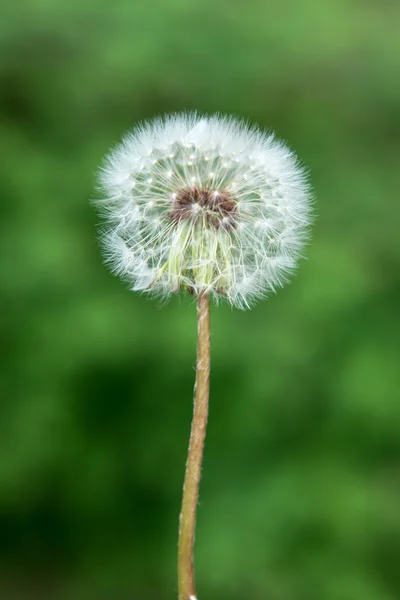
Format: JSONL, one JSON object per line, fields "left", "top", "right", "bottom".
{"left": 1, "top": 1, "right": 400, "bottom": 599}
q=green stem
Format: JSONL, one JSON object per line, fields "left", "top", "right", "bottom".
{"left": 178, "top": 293, "right": 211, "bottom": 600}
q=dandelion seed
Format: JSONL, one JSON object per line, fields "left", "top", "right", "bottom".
{"left": 97, "top": 113, "right": 311, "bottom": 308}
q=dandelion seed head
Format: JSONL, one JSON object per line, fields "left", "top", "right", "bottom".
{"left": 96, "top": 112, "right": 313, "bottom": 308}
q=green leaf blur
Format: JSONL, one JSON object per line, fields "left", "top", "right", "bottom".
{"left": 1, "top": 1, "right": 399, "bottom": 599}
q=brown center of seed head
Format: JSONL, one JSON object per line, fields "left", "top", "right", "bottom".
{"left": 168, "top": 187, "right": 238, "bottom": 230}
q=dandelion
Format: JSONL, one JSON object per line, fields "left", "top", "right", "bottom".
{"left": 94, "top": 112, "right": 312, "bottom": 600}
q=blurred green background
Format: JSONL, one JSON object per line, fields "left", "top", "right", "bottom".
{"left": 1, "top": 1, "right": 400, "bottom": 599}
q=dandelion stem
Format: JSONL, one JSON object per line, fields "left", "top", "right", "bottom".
{"left": 178, "top": 292, "right": 210, "bottom": 600}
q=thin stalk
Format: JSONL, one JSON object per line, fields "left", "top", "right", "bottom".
{"left": 178, "top": 292, "right": 211, "bottom": 600}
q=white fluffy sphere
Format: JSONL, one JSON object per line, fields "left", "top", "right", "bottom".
{"left": 96, "top": 112, "right": 312, "bottom": 309}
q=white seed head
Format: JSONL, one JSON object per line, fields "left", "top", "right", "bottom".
{"left": 95, "top": 112, "right": 312, "bottom": 309}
